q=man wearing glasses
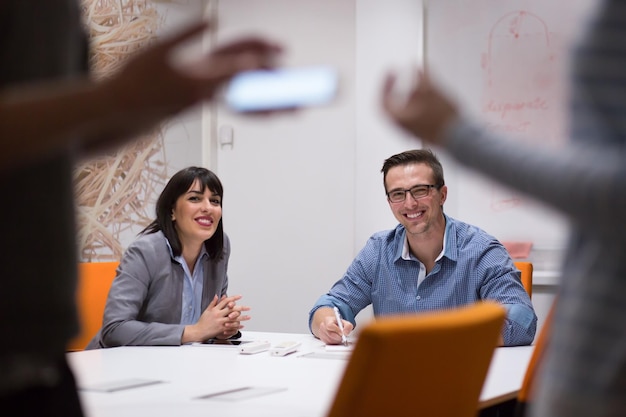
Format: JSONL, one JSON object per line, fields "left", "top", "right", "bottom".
{"left": 309, "top": 149, "right": 536, "bottom": 347}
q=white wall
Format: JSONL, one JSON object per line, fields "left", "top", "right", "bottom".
{"left": 210, "top": 0, "right": 357, "bottom": 334}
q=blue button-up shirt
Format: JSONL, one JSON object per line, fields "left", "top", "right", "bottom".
{"left": 309, "top": 215, "right": 536, "bottom": 346}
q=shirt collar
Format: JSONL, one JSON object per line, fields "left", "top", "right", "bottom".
{"left": 164, "top": 237, "right": 209, "bottom": 264}
{"left": 442, "top": 214, "right": 459, "bottom": 262}
{"left": 398, "top": 213, "right": 457, "bottom": 262}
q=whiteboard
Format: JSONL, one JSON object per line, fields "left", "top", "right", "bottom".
{"left": 424, "top": 0, "right": 597, "bottom": 249}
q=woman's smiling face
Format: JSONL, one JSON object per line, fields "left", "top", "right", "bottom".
{"left": 172, "top": 179, "right": 222, "bottom": 248}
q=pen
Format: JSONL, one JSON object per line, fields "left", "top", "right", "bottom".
{"left": 333, "top": 306, "right": 348, "bottom": 346}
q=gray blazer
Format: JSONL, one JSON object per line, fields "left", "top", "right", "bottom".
{"left": 86, "top": 231, "right": 230, "bottom": 349}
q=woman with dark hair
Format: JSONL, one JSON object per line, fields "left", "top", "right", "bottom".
{"left": 87, "top": 166, "right": 248, "bottom": 348}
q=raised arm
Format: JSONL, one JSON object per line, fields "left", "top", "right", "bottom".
{"left": 381, "top": 70, "right": 626, "bottom": 239}
{"left": 0, "top": 22, "right": 281, "bottom": 172}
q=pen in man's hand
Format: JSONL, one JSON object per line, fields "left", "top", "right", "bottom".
{"left": 333, "top": 306, "right": 349, "bottom": 346}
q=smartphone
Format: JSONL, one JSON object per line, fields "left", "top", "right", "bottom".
{"left": 201, "top": 339, "right": 252, "bottom": 346}
{"left": 224, "top": 65, "right": 338, "bottom": 112}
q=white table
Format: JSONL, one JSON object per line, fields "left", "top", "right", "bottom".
{"left": 67, "top": 331, "right": 534, "bottom": 417}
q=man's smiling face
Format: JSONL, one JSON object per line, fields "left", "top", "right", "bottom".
{"left": 385, "top": 163, "right": 447, "bottom": 237}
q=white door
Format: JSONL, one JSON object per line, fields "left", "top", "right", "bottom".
{"left": 211, "top": 0, "right": 357, "bottom": 333}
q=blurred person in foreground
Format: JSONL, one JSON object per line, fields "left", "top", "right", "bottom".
{"left": 0, "top": 1, "right": 281, "bottom": 416}
{"left": 381, "top": 2, "right": 626, "bottom": 417}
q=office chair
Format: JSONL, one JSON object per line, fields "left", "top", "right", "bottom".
{"left": 67, "top": 261, "right": 119, "bottom": 351}
{"left": 515, "top": 300, "right": 557, "bottom": 417}
{"left": 514, "top": 261, "right": 533, "bottom": 298}
{"left": 326, "top": 301, "right": 506, "bottom": 417}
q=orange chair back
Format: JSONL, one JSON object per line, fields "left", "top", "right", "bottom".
{"left": 517, "top": 300, "right": 556, "bottom": 413}
{"left": 514, "top": 261, "right": 533, "bottom": 298}
{"left": 326, "top": 301, "right": 506, "bottom": 417}
{"left": 67, "top": 261, "right": 119, "bottom": 351}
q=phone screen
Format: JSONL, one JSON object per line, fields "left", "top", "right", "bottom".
{"left": 224, "top": 66, "right": 338, "bottom": 112}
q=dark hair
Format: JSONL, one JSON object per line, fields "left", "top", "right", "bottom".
{"left": 142, "top": 166, "right": 225, "bottom": 260}
{"left": 381, "top": 149, "right": 445, "bottom": 191}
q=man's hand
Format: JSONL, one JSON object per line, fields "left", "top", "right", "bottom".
{"left": 312, "top": 307, "right": 354, "bottom": 345}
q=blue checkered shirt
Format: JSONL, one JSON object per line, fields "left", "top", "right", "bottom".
{"left": 309, "top": 215, "right": 536, "bottom": 346}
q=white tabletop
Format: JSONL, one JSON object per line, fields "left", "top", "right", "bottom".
{"left": 68, "top": 331, "right": 533, "bottom": 417}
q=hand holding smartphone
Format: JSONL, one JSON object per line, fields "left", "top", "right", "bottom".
{"left": 223, "top": 65, "right": 338, "bottom": 112}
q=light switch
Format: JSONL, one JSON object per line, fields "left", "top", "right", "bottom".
{"left": 219, "top": 125, "right": 234, "bottom": 149}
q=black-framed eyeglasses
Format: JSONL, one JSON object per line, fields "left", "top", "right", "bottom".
{"left": 386, "top": 184, "right": 440, "bottom": 203}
